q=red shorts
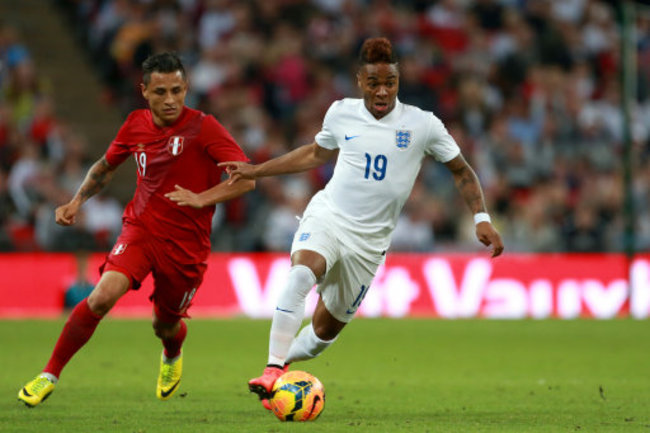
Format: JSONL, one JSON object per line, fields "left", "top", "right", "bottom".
{"left": 101, "top": 223, "right": 207, "bottom": 322}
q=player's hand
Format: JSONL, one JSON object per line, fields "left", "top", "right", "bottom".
{"left": 55, "top": 201, "right": 81, "bottom": 226}
{"left": 476, "top": 222, "right": 504, "bottom": 258}
{"left": 165, "top": 184, "right": 204, "bottom": 208}
{"left": 217, "top": 161, "right": 256, "bottom": 185}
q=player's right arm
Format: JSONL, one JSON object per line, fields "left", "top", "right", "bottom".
{"left": 219, "top": 142, "right": 337, "bottom": 184}
{"left": 55, "top": 155, "right": 119, "bottom": 226}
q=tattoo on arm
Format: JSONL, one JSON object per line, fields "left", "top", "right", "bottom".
{"left": 75, "top": 156, "right": 116, "bottom": 203}
{"left": 451, "top": 164, "right": 486, "bottom": 215}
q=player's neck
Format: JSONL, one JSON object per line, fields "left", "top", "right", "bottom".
{"left": 363, "top": 98, "right": 399, "bottom": 121}
{"left": 151, "top": 106, "right": 186, "bottom": 128}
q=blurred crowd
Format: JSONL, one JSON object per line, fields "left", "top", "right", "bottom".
{"left": 2, "top": 0, "right": 650, "bottom": 254}
{"left": 0, "top": 20, "right": 123, "bottom": 253}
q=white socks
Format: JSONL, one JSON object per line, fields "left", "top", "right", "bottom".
{"left": 267, "top": 265, "right": 317, "bottom": 366}
{"left": 286, "top": 324, "right": 336, "bottom": 363}
{"left": 162, "top": 351, "right": 181, "bottom": 364}
{"left": 40, "top": 372, "right": 58, "bottom": 384}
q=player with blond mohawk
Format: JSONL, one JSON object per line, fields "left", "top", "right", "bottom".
{"left": 220, "top": 37, "right": 504, "bottom": 409}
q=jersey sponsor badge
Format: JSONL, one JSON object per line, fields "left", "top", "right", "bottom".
{"left": 395, "top": 130, "right": 412, "bottom": 149}
{"left": 167, "top": 136, "right": 184, "bottom": 156}
{"left": 112, "top": 243, "right": 128, "bottom": 255}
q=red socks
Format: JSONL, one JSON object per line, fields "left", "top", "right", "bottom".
{"left": 44, "top": 300, "right": 102, "bottom": 378}
{"left": 163, "top": 320, "right": 187, "bottom": 359}
{"left": 41, "top": 300, "right": 187, "bottom": 378}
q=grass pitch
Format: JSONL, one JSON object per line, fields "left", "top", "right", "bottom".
{"left": 1, "top": 318, "right": 649, "bottom": 432}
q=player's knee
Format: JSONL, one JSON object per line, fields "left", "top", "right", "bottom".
{"left": 153, "top": 325, "right": 167, "bottom": 339}
{"left": 277, "top": 265, "right": 318, "bottom": 311}
{"left": 153, "top": 319, "right": 178, "bottom": 340}
{"left": 86, "top": 293, "right": 113, "bottom": 317}
{"left": 87, "top": 271, "right": 129, "bottom": 316}
{"left": 86, "top": 287, "right": 121, "bottom": 316}
{"left": 311, "top": 298, "right": 345, "bottom": 340}
{"left": 312, "top": 322, "right": 341, "bottom": 341}
{"left": 291, "top": 251, "right": 326, "bottom": 279}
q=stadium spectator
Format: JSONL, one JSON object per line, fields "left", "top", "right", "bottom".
{"left": 7, "top": 139, "right": 40, "bottom": 221}
{"left": 220, "top": 37, "right": 503, "bottom": 410}
{"left": 0, "top": 167, "right": 14, "bottom": 250}
{"left": 260, "top": 176, "right": 312, "bottom": 251}
{"left": 17, "top": 52, "right": 254, "bottom": 407}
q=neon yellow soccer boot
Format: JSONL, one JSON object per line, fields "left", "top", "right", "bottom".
{"left": 18, "top": 375, "right": 56, "bottom": 407}
{"left": 157, "top": 351, "right": 182, "bottom": 400}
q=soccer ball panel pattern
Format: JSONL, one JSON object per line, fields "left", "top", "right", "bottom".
{"left": 269, "top": 371, "right": 325, "bottom": 422}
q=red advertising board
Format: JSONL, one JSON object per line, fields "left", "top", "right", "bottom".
{"left": 1, "top": 252, "right": 649, "bottom": 319}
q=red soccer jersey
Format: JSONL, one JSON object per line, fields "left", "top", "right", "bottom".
{"left": 105, "top": 106, "right": 248, "bottom": 263}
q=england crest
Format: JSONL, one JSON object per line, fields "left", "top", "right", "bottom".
{"left": 396, "top": 130, "right": 411, "bottom": 149}
{"left": 167, "top": 136, "right": 184, "bottom": 156}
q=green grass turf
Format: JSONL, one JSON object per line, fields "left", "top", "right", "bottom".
{"left": 1, "top": 318, "right": 649, "bottom": 432}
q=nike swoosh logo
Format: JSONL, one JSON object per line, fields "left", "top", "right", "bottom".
{"left": 21, "top": 388, "right": 33, "bottom": 397}
{"left": 307, "top": 395, "right": 322, "bottom": 419}
{"left": 276, "top": 307, "right": 294, "bottom": 313}
{"left": 160, "top": 380, "right": 180, "bottom": 398}
{"left": 346, "top": 309, "right": 356, "bottom": 314}
{"left": 344, "top": 135, "right": 360, "bottom": 141}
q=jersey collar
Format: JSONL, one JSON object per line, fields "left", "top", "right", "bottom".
{"left": 359, "top": 98, "right": 403, "bottom": 124}
{"left": 149, "top": 106, "right": 188, "bottom": 131}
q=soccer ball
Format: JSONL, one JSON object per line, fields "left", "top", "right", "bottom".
{"left": 269, "top": 370, "right": 325, "bottom": 421}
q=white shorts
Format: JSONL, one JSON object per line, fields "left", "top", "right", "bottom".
{"left": 290, "top": 212, "right": 386, "bottom": 323}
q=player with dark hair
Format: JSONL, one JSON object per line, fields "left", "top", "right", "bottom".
{"left": 141, "top": 51, "right": 186, "bottom": 85}
{"left": 18, "top": 52, "right": 255, "bottom": 406}
{"left": 220, "top": 37, "right": 504, "bottom": 409}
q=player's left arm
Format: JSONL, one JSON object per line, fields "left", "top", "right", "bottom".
{"left": 444, "top": 154, "right": 504, "bottom": 257}
{"left": 165, "top": 177, "right": 255, "bottom": 209}
{"left": 166, "top": 115, "right": 255, "bottom": 208}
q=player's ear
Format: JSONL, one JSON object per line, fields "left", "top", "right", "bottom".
{"left": 140, "top": 82, "right": 147, "bottom": 99}
{"left": 356, "top": 70, "right": 362, "bottom": 89}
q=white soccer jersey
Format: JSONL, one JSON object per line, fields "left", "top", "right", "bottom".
{"left": 310, "top": 98, "right": 460, "bottom": 254}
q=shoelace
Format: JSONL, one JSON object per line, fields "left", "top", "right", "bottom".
{"left": 161, "top": 363, "right": 177, "bottom": 382}
{"left": 31, "top": 378, "right": 51, "bottom": 393}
